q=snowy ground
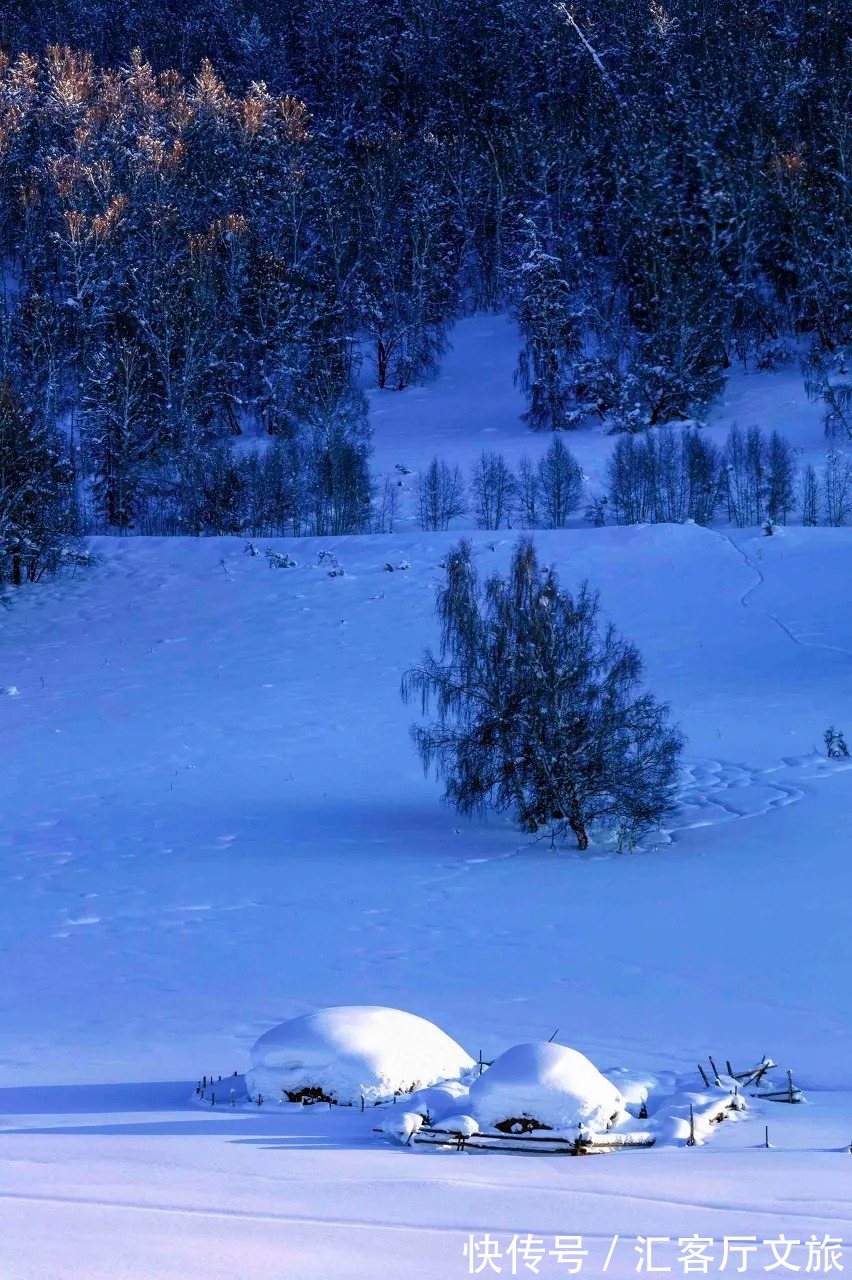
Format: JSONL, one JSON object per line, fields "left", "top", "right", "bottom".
{"left": 1, "top": 319, "right": 851, "bottom": 1277}
{"left": 369, "top": 314, "right": 831, "bottom": 509}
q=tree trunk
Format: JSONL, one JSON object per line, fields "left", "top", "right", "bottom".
{"left": 376, "top": 339, "right": 389, "bottom": 389}
{"left": 569, "top": 814, "right": 588, "bottom": 850}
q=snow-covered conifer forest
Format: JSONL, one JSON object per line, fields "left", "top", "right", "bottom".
{"left": 0, "top": 1, "right": 851, "bottom": 1275}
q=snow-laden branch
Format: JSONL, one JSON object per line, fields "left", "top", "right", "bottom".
{"left": 556, "top": 5, "right": 619, "bottom": 100}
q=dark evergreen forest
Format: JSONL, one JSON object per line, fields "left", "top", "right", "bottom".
{"left": 0, "top": 0, "right": 849, "bottom": 579}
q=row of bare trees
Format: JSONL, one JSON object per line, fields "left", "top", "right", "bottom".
{"left": 415, "top": 440, "right": 584, "bottom": 532}
{"left": 413, "top": 429, "right": 852, "bottom": 534}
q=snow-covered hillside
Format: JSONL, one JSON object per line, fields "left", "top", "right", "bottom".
{"left": 1, "top": 320, "right": 851, "bottom": 1278}
{"left": 367, "top": 314, "right": 830, "bottom": 507}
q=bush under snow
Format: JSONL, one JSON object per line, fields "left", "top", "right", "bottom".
{"left": 468, "top": 1041, "right": 624, "bottom": 1132}
{"left": 408, "top": 1078, "right": 471, "bottom": 1123}
{"left": 245, "top": 1005, "right": 474, "bottom": 1106}
{"left": 434, "top": 1113, "right": 479, "bottom": 1137}
{"left": 378, "top": 1111, "right": 424, "bottom": 1145}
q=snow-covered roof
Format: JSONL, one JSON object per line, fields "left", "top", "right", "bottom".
{"left": 468, "top": 1041, "right": 623, "bottom": 1132}
{"left": 246, "top": 1005, "right": 474, "bottom": 1106}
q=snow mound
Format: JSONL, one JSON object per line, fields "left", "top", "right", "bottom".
{"left": 245, "top": 1005, "right": 474, "bottom": 1106}
{"left": 378, "top": 1112, "right": 424, "bottom": 1145}
{"left": 469, "top": 1042, "right": 623, "bottom": 1132}
{"left": 408, "top": 1078, "right": 472, "bottom": 1123}
{"left": 435, "top": 1113, "right": 479, "bottom": 1137}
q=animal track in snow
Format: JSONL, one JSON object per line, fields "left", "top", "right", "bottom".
{"left": 661, "top": 752, "right": 852, "bottom": 845}
{"left": 716, "top": 532, "right": 852, "bottom": 661}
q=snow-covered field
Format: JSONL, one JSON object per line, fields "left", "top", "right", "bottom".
{"left": 1, "top": 318, "right": 851, "bottom": 1277}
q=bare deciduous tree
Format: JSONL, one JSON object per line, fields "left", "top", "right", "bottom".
{"left": 471, "top": 450, "right": 515, "bottom": 529}
{"left": 800, "top": 464, "right": 821, "bottom": 526}
{"left": 537, "top": 437, "right": 584, "bottom": 527}
{"left": 515, "top": 454, "right": 541, "bottom": 527}
{"left": 766, "top": 430, "right": 797, "bottom": 524}
{"left": 823, "top": 450, "right": 852, "bottom": 526}
{"left": 417, "top": 457, "right": 466, "bottom": 530}
{"left": 607, "top": 429, "right": 724, "bottom": 526}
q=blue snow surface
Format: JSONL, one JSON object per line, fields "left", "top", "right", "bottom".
{"left": 0, "top": 316, "right": 849, "bottom": 1278}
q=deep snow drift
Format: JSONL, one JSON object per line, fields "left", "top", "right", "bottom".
{"left": 1, "top": 317, "right": 851, "bottom": 1278}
